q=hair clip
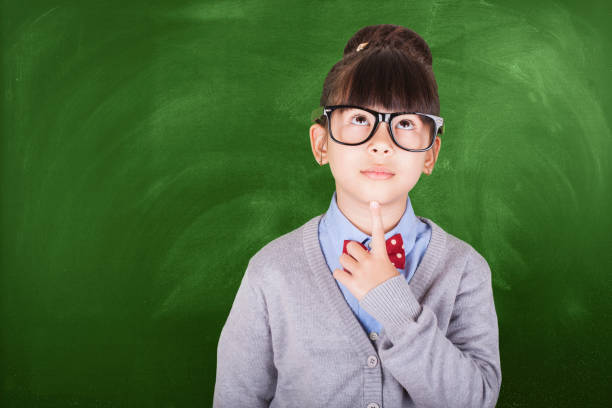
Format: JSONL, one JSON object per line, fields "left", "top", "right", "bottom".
{"left": 356, "top": 42, "right": 369, "bottom": 52}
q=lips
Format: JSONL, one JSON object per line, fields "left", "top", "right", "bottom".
{"left": 361, "top": 166, "right": 394, "bottom": 175}
{"left": 361, "top": 166, "right": 395, "bottom": 180}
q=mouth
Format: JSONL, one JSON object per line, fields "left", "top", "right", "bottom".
{"left": 360, "top": 166, "right": 395, "bottom": 180}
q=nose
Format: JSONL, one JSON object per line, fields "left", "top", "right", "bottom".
{"left": 367, "top": 120, "right": 394, "bottom": 156}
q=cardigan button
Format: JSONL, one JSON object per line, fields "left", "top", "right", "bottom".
{"left": 369, "top": 332, "right": 379, "bottom": 341}
{"left": 367, "top": 403, "right": 380, "bottom": 408}
{"left": 367, "top": 355, "right": 378, "bottom": 368}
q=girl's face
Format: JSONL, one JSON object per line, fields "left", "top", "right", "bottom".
{"left": 310, "top": 103, "right": 441, "bottom": 209}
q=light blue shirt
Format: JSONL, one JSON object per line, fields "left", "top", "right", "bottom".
{"left": 318, "top": 190, "right": 432, "bottom": 337}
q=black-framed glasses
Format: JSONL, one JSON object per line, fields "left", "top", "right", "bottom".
{"left": 323, "top": 104, "right": 444, "bottom": 152}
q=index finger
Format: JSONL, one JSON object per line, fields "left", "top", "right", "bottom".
{"left": 369, "top": 201, "right": 386, "bottom": 255}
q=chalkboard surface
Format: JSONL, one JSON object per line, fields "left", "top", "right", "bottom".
{"left": 2, "top": 0, "right": 611, "bottom": 406}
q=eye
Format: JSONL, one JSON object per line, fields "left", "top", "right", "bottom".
{"left": 351, "top": 115, "right": 370, "bottom": 126}
{"left": 397, "top": 119, "right": 415, "bottom": 130}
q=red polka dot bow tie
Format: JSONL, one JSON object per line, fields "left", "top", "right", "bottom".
{"left": 342, "top": 233, "right": 405, "bottom": 270}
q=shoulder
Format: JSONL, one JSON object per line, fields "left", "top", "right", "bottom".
{"left": 243, "top": 215, "right": 319, "bottom": 286}
{"left": 418, "top": 216, "right": 492, "bottom": 284}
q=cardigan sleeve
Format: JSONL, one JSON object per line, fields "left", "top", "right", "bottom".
{"left": 213, "top": 260, "right": 277, "bottom": 407}
{"left": 359, "top": 250, "right": 502, "bottom": 408}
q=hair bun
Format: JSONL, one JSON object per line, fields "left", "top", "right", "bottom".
{"left": 344, "top": 24, "right": 433, "bottom": 67}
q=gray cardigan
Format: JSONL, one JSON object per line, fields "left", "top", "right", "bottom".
{"left": 214, "top": 214, "right": 501, "bottom": 407}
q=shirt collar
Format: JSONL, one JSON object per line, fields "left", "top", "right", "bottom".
{"left": 321, "top": 191, "right": 420, "bottom": 252}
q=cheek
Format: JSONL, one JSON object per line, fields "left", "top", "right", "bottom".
{"left": 388, "top": 154, "right": 424, "bottom": 179}
{"left": 400, "top": 152, "right": 426, "bottom": 168}
{"left": 328, "top": 148, "right": 359, "bottom": 179}
{"left": 397, "top": 158, "right": 426, "bottom": 186}
{"left": 402, "top": 158, "right": 425, "bottom": 172}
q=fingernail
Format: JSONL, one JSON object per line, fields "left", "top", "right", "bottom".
{"left": 370, "top": 201, "right": 379, "bottom": 209}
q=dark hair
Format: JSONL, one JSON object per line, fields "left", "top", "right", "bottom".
{"left": 314, "top": 24, "right": 441, "bottom": 130}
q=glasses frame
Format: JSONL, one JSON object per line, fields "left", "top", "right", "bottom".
{"left": 323, "top": 104, "right": 444, "bottom": 152}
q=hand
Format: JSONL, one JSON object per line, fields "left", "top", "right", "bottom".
{"left": 333, "top": 201, "right": 401, "bottom": 302}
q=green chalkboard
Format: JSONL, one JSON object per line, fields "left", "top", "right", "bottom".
{"left": 2, "top": 0, "right": 611, "bottom": 406}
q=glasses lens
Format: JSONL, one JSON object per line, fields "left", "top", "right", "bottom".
{"left": 330, "top": 108, "right": 435, "bottom": 150}
{"left": 329, "top": 108, "right": 376, "bottom": 144}
{"left": 391, "top": 113, "right": 435, "bottom": 150}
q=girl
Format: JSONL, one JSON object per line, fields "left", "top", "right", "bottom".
{"left": 214, "top": 24, "right": 501, "bottom": 408}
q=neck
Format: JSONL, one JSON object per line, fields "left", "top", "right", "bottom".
{"left": 335, "top": 187, "right": 407, "bottom": 236}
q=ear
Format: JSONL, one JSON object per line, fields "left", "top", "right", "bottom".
{"left": 309, "top": 123, "right": 329, "bottom": 165}
{"left": 423, "top": 136, "right": 442, "bottom": 175}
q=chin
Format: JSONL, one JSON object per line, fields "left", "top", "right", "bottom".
{"left": 337, "top": 178, "right": 410, "bottom": 204}
{"left": 358, "top": 188, "right": 405, "bottom": 205}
